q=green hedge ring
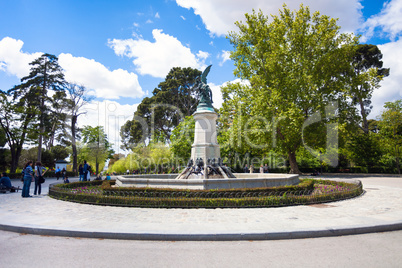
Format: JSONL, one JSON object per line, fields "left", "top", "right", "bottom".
{"left": 48, "top": 179, "right": 363, "bottom": 209}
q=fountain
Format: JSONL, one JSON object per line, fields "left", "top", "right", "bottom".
{"left": 116, "top": 66, "right": 299, "bottom": 189}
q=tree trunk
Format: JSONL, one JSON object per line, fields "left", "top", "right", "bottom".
{"left": 37, "top": 59, "right": 48, "bottom": 162}
{"left": 359, "top": 97, "right": 369, "bottom": 135}
{"left": 71, "top": 115, "right": 78, "bottom": 175}
{"left": 396, "top": 145, "right": 401, "bottom": 174}
{"left": 288, "top": 151, "right": 301, "bottom": 174}
{"left": 10, "top": 144, "right": 23, "bottom": 173}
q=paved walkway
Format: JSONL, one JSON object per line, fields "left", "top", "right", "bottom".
{"left": 1, "top": 176, "right": 401, "bottom": 240}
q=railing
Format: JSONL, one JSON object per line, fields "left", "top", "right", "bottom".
{"left": 49, "top": 180, "right": 363, "bottom": 209}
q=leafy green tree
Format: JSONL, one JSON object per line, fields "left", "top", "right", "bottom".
{"left": 170, "top": 116, "right": 195, "bottom": 161}
{"left": 0, "top": 91, "right": 39, "bottom": 172}
{"left": 81, "top": 125, "right": 114, "bottom": 175}
{"left": 225, "top": 5, "right": 357, "bottom": 173}
{"left": 345, "top": 132, "right": 382, "bottom": 169}
{"left": 150, "top": 143, "right": 172, "bottom": 173}
{"left": 0, "top": 127, "right": 8, "bottom": 171}
{"left": 121, "top": 67, "right": 201, "bottom": 149}
{"left": 348, "top": 44, "right": 390, "bottom": 134}
{"left": 8, "top": 54, "right": 65, "bottom": 162}
{"left": 51, "top": 145, "right": 70, "bottom": 162}
{"left": 108, "top": 153, "right": 125, "bottom": 170}
{"left": 378, "top": 100, "right": 402, "bottom": 174}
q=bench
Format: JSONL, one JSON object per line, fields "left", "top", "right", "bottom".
{"left": 0, "top": 186, "right": 21, "bottom": 193}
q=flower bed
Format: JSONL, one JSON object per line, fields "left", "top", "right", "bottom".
{"left": 49, "top": 179, "right": 363, "bottom": 208}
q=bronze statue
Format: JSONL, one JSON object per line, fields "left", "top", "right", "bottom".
{"left": 195, "top": 65, "right": 213, "bottom": 109}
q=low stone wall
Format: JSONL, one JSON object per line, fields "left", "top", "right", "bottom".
{"left": 115, "top": 173, "right": 299, "bottom": 190}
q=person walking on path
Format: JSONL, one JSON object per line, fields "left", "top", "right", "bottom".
{"left": 34, "top": 161, "right": 46, "bottom": 195}
{"left": 78, "top": 164, "right": 84, "bottom": 181}
{"left": 55, "top": 166, "right": 61, "bottom": 180}
{"left": 22, "top": 160, "right": 34, "bottom": 198}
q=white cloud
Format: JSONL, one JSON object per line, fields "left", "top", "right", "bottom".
{"left": 59, "top": 53, "right": 143, "bottom": 100}
{"left": 80, "top": 100, "right": 139, "bottom": 154}
{"left": 209, "top": 79, "right": 249, "bottom": 109}
{"left": 108, "top": 29, "right": 209, "bottom": 78}
{"left": 0, "top": 37, "right": 143, "bottom": 100}
{"left": 180, "top": 15, "right": 186, "bottom": 20}
{"left": 0, "top": 37, "right": 42, "bottom": 78}
{"left": 218, "top": 50, "right": 231, "bottom": 66}
{"left": 359, "top": 0, "right": 402, "bottom": 42}
{"left": 370, "top": 39, "right": 402, "bottom": 118}
{"left": 176, "top": 0, "right": 363, "bottom": 36}
{"left": 197, "top": 50, "right": 209, "bottom": 60}
{"left": 155, "top": 12, "right": 160, "bottom": 19}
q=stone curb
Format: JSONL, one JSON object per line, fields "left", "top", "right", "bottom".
{"left": 2, "top": 221, "right": 402, "bottom": 241}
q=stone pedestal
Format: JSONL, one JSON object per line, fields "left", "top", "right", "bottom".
{"left": 191, "top": 109, "right": 220, "bottom": 166}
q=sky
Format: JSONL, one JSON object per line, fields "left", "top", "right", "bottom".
{"left": 1, "top": 0, "right": 401, "bottom": 155}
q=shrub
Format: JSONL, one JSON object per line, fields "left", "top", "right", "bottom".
{"left": 49, "top": 179, "right": 362, "bottom": 209}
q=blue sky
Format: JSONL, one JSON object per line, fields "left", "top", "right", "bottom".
{"left": 1, "top": 0, "right": 401, "bottom": 153}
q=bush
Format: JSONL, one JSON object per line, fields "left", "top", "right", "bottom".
{"left": 49, "top": 179, "right": 362, "bottom": 209}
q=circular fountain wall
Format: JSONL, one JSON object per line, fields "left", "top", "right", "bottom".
{"left": 115, "top": 173, "right": 299, "bottom": 190}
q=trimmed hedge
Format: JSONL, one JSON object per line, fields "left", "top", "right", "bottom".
{"left": 49, "top": 179, "right": 363, "bottom": 209}
{"left": 7, "top": 171, "right": 76, "bottom": 179}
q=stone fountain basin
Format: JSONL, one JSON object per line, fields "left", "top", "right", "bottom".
{"left": 115, "top": 173, "right": 299, "bottom": 190}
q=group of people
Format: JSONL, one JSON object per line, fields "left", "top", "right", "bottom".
{"left": 78, "top": 160, "right": 91, "bottom": 181}
{"left": 243, "top": 164, "right": 270, "bottom": 173}
{"left": 54, "top": 166, "right": 67, "bottom": 181}
{"left": 21, "top": 160, "right": 47, "bottom": 198}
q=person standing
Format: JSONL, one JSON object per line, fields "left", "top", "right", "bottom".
{"left": 34, "top": 161, "right": 46, "bottom": 195}
{"left": 78, "top": 164, "right": 84, "bottom": 181}
{"left": 61, "top": 168, "right": 66, "bottom": 181}
{"left": 55, "top": 166, "right": 61, "bottom": 180}
{"left": 264, "top": 163, "right": 269, "bottom": 173}
{"left": 83, "top": 160, "right": 89, "bottom": 181}
{"left": 250, "top": 165, "right": 254, "bottom": 173}
{"left": 259, "top": 164, "right": 264, "bottom": 173}
{"left": 243, "top": 164, "right": 249, "bottom": 173}
{"left": 22, "top": 160, "right": 34, "bottom": 198}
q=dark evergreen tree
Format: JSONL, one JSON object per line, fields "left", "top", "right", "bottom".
{"left": 120, "top": 67, "right": 201, "bottom": 150}
{"left": 8, "top": 54, "right": 65, "bottom": 162}
{"left": 349, "top": 44, "right": 390, "bottom": 134}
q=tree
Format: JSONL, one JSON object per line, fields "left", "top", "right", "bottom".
{"left": 349, "top": 44, "right": 390, "bottom": 134}
{"left": 108, "top": 153, "right": 125, "bottom": 169}
{"left": 65, "top": 83, "right": 93, "bottom": 174}
{"left": 0, "top": 91, "right": 39, "bottom": 172}
{"left": 225, "top": 5, "right": 357, "bottom": 173}
{"left": 378, "top": 100, "right": 402, "bottom": 174}
{"left": 51, "top": 144, "right": 70, "bottom": 162}
{"left": 121, "top": 67, "right": 201, "bottom": 149}
{"left": 0, "top": 127, "right": 8, "bottom": 171}
{"left": 170, "top": 116, "right": 195, "bottom": 161}
{"left": 81, "top": 126, "right": 114, "bottom": 175}
{"left": 9, "top": 54, "right": 65, "bottom": 162}
{"left": 345, "top": 131, "right": 382, "bottom": 168}
{"left": 43, "top": 90, "right": 69, "bottom": 150}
